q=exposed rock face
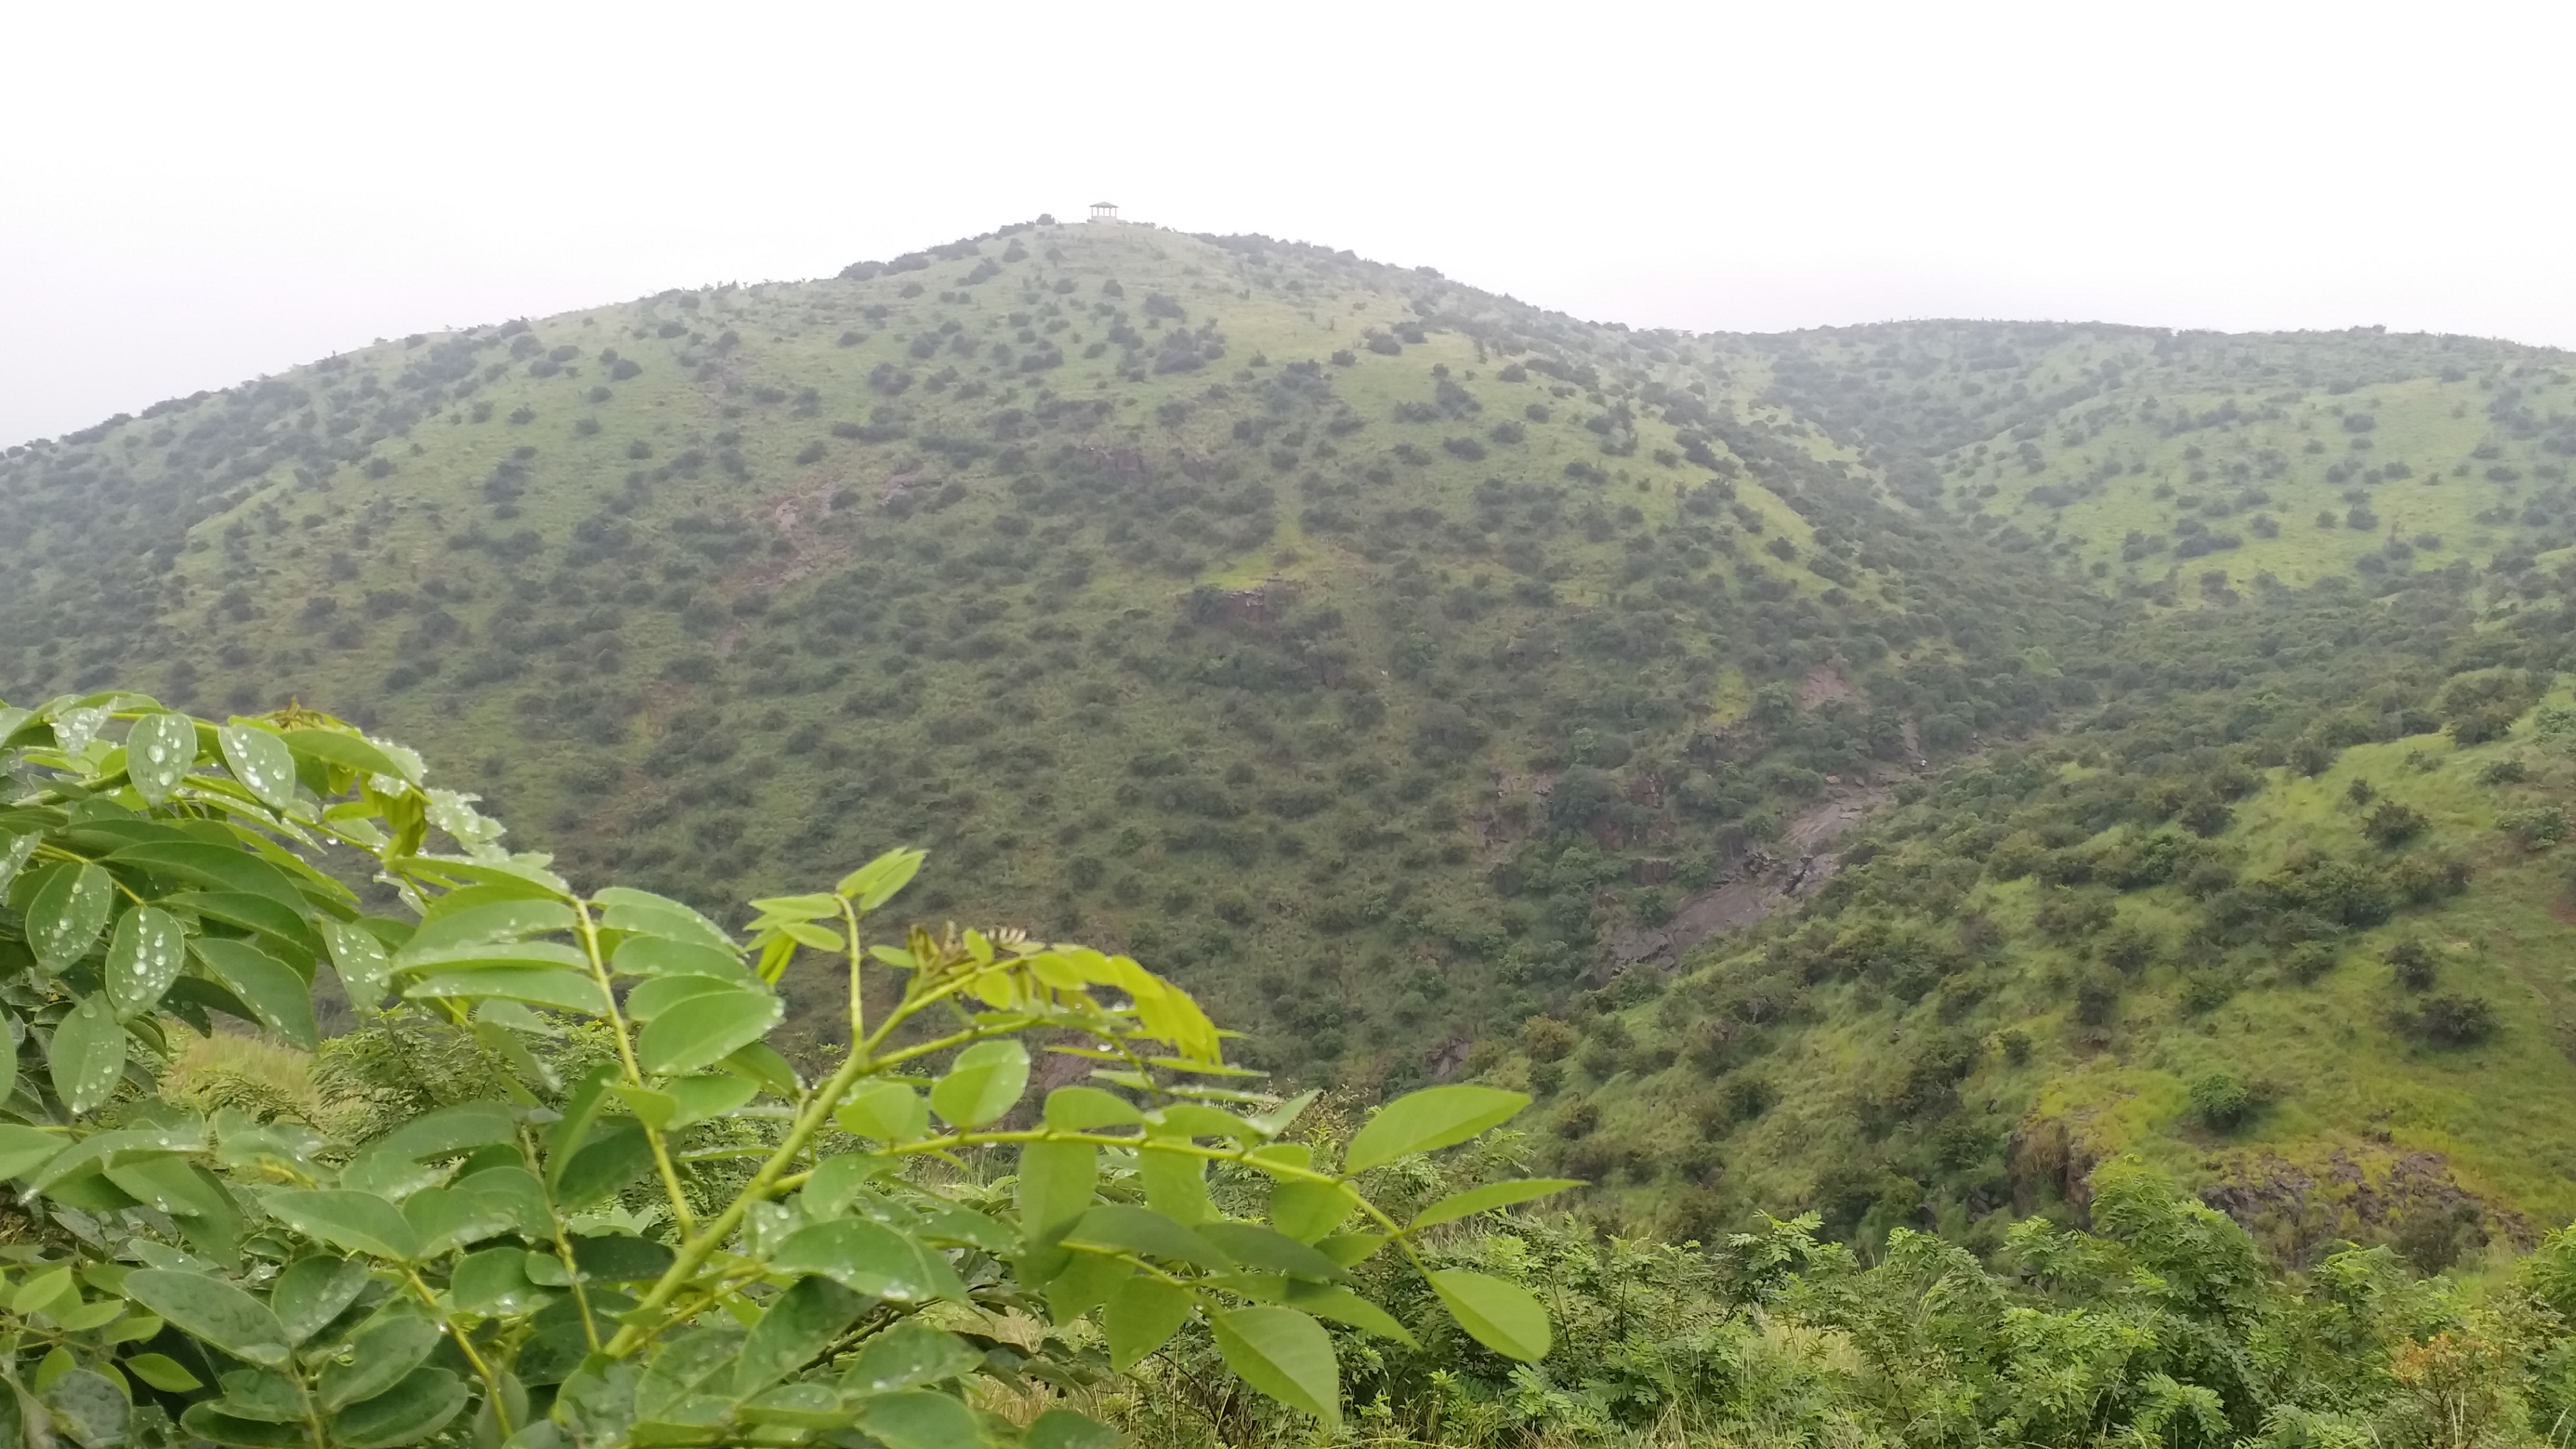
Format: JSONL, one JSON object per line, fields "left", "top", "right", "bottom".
{"left": 2196, "top": 1148, "right": 2528, "bottom": 1265}
{"left": 1605, "top": 785, "right": 1893, "bottom": 971}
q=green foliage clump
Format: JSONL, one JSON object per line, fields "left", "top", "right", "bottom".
{"left": 0, "top": 695, "right": 1562, "bottom": 1446}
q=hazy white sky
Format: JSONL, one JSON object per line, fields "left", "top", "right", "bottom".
{"left": 5, "top": 0, "right": 2572, "bottom": 447}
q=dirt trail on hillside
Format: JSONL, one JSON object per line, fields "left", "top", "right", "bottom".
{"left": 1606, "top": 785, "right": 1892, "bottom": 971}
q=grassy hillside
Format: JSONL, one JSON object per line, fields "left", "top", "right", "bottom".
{"left": 0, "top": 219, "right": 2089, "bottom": 1078}
{"left": 7, "top": 217, "right": 2576, "bottom": 1252}
{"left": 1498, "top": 584, "right": 2576, "bottom": 1259}
{"left": 1748, "top": 320, "right": 2576, "bottom": 602}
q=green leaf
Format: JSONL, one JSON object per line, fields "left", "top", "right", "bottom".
{"left": 52, "top": 702, "right": 111, "bottom": 752}
{"left": 0, "top": 831, "right": 39, "bottom": 899}
{"left": 318, "top": 1314, "right": 441, "bottom": 1410}
{"left": 610, "top": 935, "right": 748, "bottom": 980}
{"left": 124, "top": 1268, "right": 292, "bottom": 1366}
{"left": 839, "top": 1322, "right": 980, "bottom": 1396}
{"left": 738, "top": 1382, "right": 848, "bottom": 1429}
{"left": 180, "top": 1405, "right": 307, "bottom": 1447}
{"left": 333, "top": 1149, "right": 435, "bottom": 1202}
{"left": 401, "top": 1183, "right": 517, "bottom": 1257}
{"left": 278, "top": 728, "right": 415, "bottom": 784}
{"left": 914, "top": 1202, "right": 1015, "bottom": 1253}
{"left": 158, "top": 890, "right": 324, "bottom": 958}
{"left": 323, "top": 920, "right": 392, "bottom": 1011}
{"left": 801, "top": 1153, "right": 894, "bottom": 1218}
{"left": 218, "top": 724, "right": 300, "bottom": 811}
{"left": 1247, "top": 1087, "right": 1322, "bottom": 1139}
{"left": 0, "top": 1125, "right": 67, "bottom": 1180}
{"left": 1103, "top": 1276, "right": 1195, "bottom": 1371}
{"left": 635, "top": 985, "right": 781, "bottom": 1074}
{"left": 271, "top": 1255, "right": 370, "bottom": 1344}
{"left": 622, "top": 973, "right": 744, "bottom": 1023}
{"left": 1343, "top": 1085, "right": 1530, "bottom": 1173}
{"left": 657, "top": 1073, "right": 759, "bottom": 1129}
{"left": 106, "top": 1156, "right": 234, "bottom": 1219}
{"left": 27, "top": 860, "right": 115, "bottom": 970}
{"left": 611, "top": 1085, "right": 676, "bottom": 1132}
{"left": 555, "top": 1119, "right": 655, "bottom": 1207}
{"left": 126, "top": 713, "right": 200, "bottom": 804}
{"left": 49, "top": 995, "right": 126, "bottom": 1115}
{"left": 391, "top": 941, "right": 589, "bottom": 974}
{"left": 332, "top": 1366, "right": 467, "bottom": 1448}
{"left": 449, "top": 1247, "right": 544, "bottom": 1316}
{"left": 835, "top": 847, "right": 925, "bottom": 911}
{"left": 1282, "top": 1281, "right": 1418, "bottom": 1346}
{"left": 773, "top": 920, "right": 841, "bottom": 951}
{"left": 1063, "top": 1205, "right": 1229, "bottom": 1268}
{"left": 404, "top": 967, "right": 608, "bottom": 1015}
{"left": 104, "top": 905, "right": 186, "bottom": 1019}
{"left": 456, "top": 1165, "right": 551, "bottom": 1239}
{"left": 211, "top": 1367, "right": 305, "bottom": 1421}
{"left": 372, "top": 1102, "right": 517, "bottom": 1161}
{"left": 735, "top": 1275, "right": 864, "bottom": 1395}
{"left": 1016, "top": 1139, "right": 1097, "bottom": 1244}
{"left": 1044, "top": 1085, "right": 1142, "bottom": 1129}
{"left": 593, "top": 887, "right": 735, "bottom": 953}
{"left": 855, "top": 1389, "right": 981, "bottom": 1449}
{"left": 103, "top": 840, "right": 309, "bottom": 912}
{"left": 1210, "top": 1306, "right": 1339, "bottom": 1428}
{"left": 1408, "top": 1178, "right": 1585, "bottom": 1231}
{"left": 747, "top": 892, "right": 842, "bottom": 922}
{"left": 835, "top": 1080, "right": 929, "bottom": 1143}
{"left": 1025, "top": 1409, "right": 1125, "bottom": 1449}
{"left": 543, "top": 1064, "right": 617, "bottom": 1190}
{"left": 265, "top": 1188, "right": 425, "bottom": 1261}
{"left": 1045, "top": 1251, "right": 1133, "bottom": 1323}
{"left": 123, "top": 1352, "right": 202, "bottom": 1392}
{"left": 771, "top": 1219, "right": 966, "bottom": 1304}
{"left": 1144, "top": 1104, "right": 1263, "bottom": 1142}
{"left": 193, "top": 938, "right": 319, "bottom": 1049}
{"left": 723, "top": 1040, "right": 802, "bottom": 1097}
{"left": 1427, "top": 1268, "right": 1550, "bottom": 1361}
{"left": 930, "top": 1039, "right": 1029, "bottom": 1128}
{"left": 396, "top": 899, "right": 575, "bottom": 961}
{"left": 1196, "top": 1223, "right": 1346, "bottom": 1282}
{"left": 570, "top": 1234, "right": 675, "bottom": 1283}
{"left": 1137, "top": 1148, "right": 1212, "bottom": 1227}
{"left": 56, "top": 1297, "right": 129, "bottom": 1334}
{"left": 16, "top": 1265, "right": 78, "bottom": 1316}
{"left": 633, "top": 1324, "right": 738, "bottom": 1420}
{"left": 42, "top": 1367, "right": 132, "bottom": 1446}
{"left": 1270, "top": 1177, "right": 1360, "bottom": 1243}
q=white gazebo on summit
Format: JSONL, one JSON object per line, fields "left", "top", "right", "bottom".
{"left": 1088, "top": 202, "right": 1119, "bottom": 223}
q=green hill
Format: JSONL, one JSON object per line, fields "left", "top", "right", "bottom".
{"left": 7, "top": 216, "right": 2576, "bottom": 1254}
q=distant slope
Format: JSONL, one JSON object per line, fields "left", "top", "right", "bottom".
{"left": 7, "top": 221, "right": 2576, "bottom": 1245}
{"left": 1498, "top": 589, "right": 2576, "bottom": 1257}
{"left": 1748, "top": 321, "right": 2576, "bottom": 600}
{"left": 0, "top": 220, "right": 2076, "bottom": 1075}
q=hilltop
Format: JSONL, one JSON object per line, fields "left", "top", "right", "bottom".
{"left": 6, "top": 216, "right": 2576, "bottom": 1254}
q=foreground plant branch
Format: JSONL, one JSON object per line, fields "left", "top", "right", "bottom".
{"left": 0, "top": 694, "right": 1566, "bottom": 1448}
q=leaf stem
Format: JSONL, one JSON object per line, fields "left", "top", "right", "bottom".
{"left": 571, "top": 897, "right": 696, "bottom": 1237}
{"left": 404, "top": 1269, "right": 512, "bottom": 1437}
{"left": 603, "top": 912, "right": 882, "bottom": 1358}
